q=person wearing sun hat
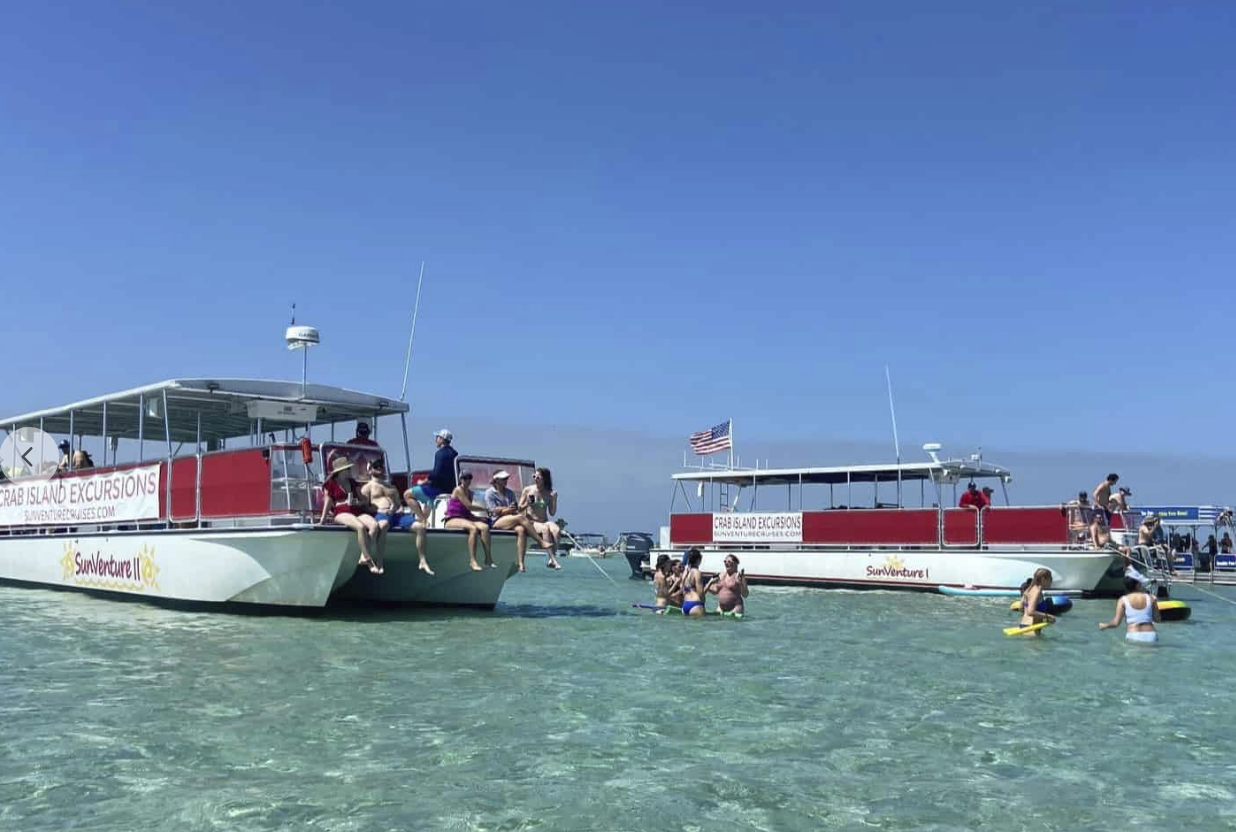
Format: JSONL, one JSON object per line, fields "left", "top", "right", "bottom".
{"left": 407, "top": 429, "right": 458, "bottom": 508}
{"left": 485, "top": 470, "right": 554, "bottom": 572}
{"left": 319, "top": 456, "right": 383, "bottom": 574}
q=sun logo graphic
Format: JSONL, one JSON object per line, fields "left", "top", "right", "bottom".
{"left": 884, "top": 555, "right": 905, "bottom": 572}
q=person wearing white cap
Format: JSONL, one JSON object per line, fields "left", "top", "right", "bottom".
{"left": 485, "top": 471, "right": 554, "bottom": 573}
{"left": 407, "top": 429, "right": 458, "bottom": 507}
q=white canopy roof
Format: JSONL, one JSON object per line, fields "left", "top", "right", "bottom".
{"left": 672, "top": 458, "right": 1012, "bottom": 487}
{"left": 1, "top": 379, "right": 407, "bottom": 445}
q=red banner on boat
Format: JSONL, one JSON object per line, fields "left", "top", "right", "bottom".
{"left": 713, "top": 511, "right": 803, "bottom": 543}
{"left": 0, "top": 464, "right": 162, "bottom": 526}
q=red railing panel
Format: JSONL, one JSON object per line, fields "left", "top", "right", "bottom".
{"left": 802, "top": 509, "right": 938, "bottom": 545}
{"left": 982, "top": 507, "right": 1070, "bottom": 545}
{"left": 670, "top": 513, "right": 713, "bottom": 545}
{"left": 199, "top": 449, "right": 272, "bottom": 518}
{"left": 943, "top": 508, "right": 979, "bottom": 545}
{"left": 169, "top": 457, "right": 198, "bottom": 521}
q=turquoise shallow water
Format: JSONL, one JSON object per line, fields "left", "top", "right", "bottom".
{"left": 3, "top": 559, "right": 1236, "bottom": 832}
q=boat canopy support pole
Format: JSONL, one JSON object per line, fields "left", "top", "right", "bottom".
{"left": 67, "top": 410, "right": 75, "bottom": 471}
{"left": 163, "top": 390, "right": 172, "bottom": 460}
{"left": 137, "top": 394, "right": 145, "bottom": 462}
{"left": 101, "top": 402, "right": 108, "bottom": 466}
{"left": 400, "top": 413, "right": 411, "bottom": 475}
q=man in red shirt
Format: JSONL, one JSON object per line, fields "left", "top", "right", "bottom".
{"left": 351, "top": 421, "right": 379, "bottom": 447}
{"left": 958, "top": 482, "right": 989, "bottom": 510}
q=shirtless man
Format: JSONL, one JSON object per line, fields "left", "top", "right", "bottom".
{"left": 485, "top": 471, "right": 552, "bottom": 573}
{"left": 363, "top": 458, "right": 433, "bottom": 575}
{"left": 1093, "top": 473, "right": 1120, "bottom": 521}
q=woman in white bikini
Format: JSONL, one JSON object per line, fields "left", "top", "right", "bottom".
{"left": 1099, "top": 576, "right": 1161, "bottom": 644}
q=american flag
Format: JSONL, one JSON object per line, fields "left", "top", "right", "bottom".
{"left": 689, "top": 420, "right": 732, "bottom": 455}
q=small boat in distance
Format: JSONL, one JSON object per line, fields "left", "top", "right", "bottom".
{"left": 648, "top": 444, "right": 1117, "bottom": 594}
{"left": 565, "top": 532, "right": 611, "bottom": 558}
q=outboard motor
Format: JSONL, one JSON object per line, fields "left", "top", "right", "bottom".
{"left": 620, "top": 533, "right": 654, "bottom": 580}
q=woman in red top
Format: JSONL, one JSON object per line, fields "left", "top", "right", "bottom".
{"left": 319, "top": 457, "right": 383, "bottom": 574}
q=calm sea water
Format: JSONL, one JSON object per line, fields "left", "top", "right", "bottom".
{"left": 2, "top": 559, "right": 1236, "bottom": 832}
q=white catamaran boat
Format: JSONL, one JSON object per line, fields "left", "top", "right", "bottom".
{"left": 649, "top": 445, "right": 1118, "bottom": 594}
{"left": 0, "top": 378, "right": 528, "bottom": 609}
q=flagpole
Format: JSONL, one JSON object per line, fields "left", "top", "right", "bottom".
{"left": 728, "top": 417, "right": 734, "bottom": 470}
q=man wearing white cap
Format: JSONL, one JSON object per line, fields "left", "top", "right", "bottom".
{"left": 485, "top": 470, "right": 553, "bottom": 573}
{"left": 407, "top": 429, "right": 458, "bottom": 508}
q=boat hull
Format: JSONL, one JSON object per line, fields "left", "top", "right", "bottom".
{"left": 0, "top": 526, "right": 519, "bottom": 609}
{"left": 331, "top": 528, "right": 519, "bottom": 608}
{"left": 650, "top": 545, "right": 1115, "bottom": 593}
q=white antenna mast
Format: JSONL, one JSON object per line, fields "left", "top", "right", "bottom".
{"left": 285, "top": 303, "right": 321, "bottom": 398}
{"left": 399, "top": 261, "right": 427, "bottom": 402}
{"left": 885, "top": 364, "right": 902, "bottom": 506}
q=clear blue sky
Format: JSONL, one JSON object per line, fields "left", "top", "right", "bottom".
{"left": 3, "top": 1, "right": 1234, "bottom": 470}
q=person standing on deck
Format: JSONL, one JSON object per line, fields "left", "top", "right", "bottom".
{"left": 350, "top": 421, "right": 379, "bottom": 447}
{"left": 958, "top": 483, "right": 989, "bottom": 510}
{"left": 1093, "top": 473, "right": 1120, "bottom": 521}
{"left": 407, "top": 429, "right": 458, "bottom": 509}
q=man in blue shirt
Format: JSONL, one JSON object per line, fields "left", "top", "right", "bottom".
{"left": 405, "top": 429, "right": 458, "bottom": 509}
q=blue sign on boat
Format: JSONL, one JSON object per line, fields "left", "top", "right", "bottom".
{"left": 1137, "top": 506, "right": 1200, "bottom": 521}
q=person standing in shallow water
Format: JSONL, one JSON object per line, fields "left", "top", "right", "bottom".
{"left": 681, "top": 548, "right": 707, "bottom": 616}
{"left": 652, "top": 554, "right": 672, "bottom": 611}
{"left": 1018, "top": 568, "right": 1057, "bottom": 636}
{"left": 706, "top": 554, "right": 748, "bottom": 615}
{"left": 1099, "top": 575, "right": 1161, "bottom": 644}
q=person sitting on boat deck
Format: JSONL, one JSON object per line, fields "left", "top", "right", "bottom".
{"left": 362, "top": 457, "right": 432, "bottom": 575}
{"left": 681, "top": 548, "right": 708, "bottom": 616}
{"left": 485, "top": 471, "right": 553, "bottom": 573}
{"left": 705, "top": 554, "right": 749, "bottom": 615}
{"left": 72, "top": 450, "right": 94, "bottom": 470}
{"left": 1018, "top": 568, "right": 1057, "bottom": 636}
{"left": 350, "top": 421, "right": 379, "bottom": 448}
{"left": 1093, "top": 473, "right": 1120, "bottom": 522}
{"left": 958, "top": 482, "right": 989, "bottom": 510}
{"left": 522, "top": 467, "right": 562, "bottom": 570}
{"left": 1222, "top": 533, "right": 1233, "bottom": 555}
{"left": 1099, "top": 575, "right": 1161, "bottom": 643}
{"left": 407, "top": 429, "right": 458, "bottom": 509}
{"left": 319, "top": 457, "right": 383, "bottom": 574}
{"left": 444, "top": 471, "right": 493, "bottom": 571}
{"left": 652, "top": 554, "right": 672, "bottom": 611}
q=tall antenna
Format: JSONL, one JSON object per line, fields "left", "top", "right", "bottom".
{"left": 399, "top": 261, "right": 427, "bottom": 402}
{"left": 885, "top": 365, "right": 902, "bottom": 506}
{"left": 884, "top": 364, "right": 901, "bottom": 462}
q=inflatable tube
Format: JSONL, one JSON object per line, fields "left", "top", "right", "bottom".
{"left": 1158, "top": 600, "right": 1192, "bottom": 622}
{"left": 939, "top": 586, "right": 1019, "bottom": 598}
{"left": 1009, "top": 596, "right": 1073, "bottom": 615}
{"left": 1004, "top": 622, "right": 1050, "bottom": 637}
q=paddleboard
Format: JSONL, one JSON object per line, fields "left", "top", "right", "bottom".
{"left": 939, "top": 586, "right": 1018, "bottom": 598}
{"left": 1004, "top": 622, "right": 1050, "bottom": 637}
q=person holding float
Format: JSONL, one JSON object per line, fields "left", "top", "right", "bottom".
{"left": 706, "top": 554, "right": 749, "bottom": 616}
{"left": 1014, "top": 568, "right": 1057, "bottom": 636}
{"left": 1099, "top": 576, "right": 1161, "bottom": 644}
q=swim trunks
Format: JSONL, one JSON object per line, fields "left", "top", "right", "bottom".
{"left": 1125, "top": 630, "right": 1158, "bottom": 644}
